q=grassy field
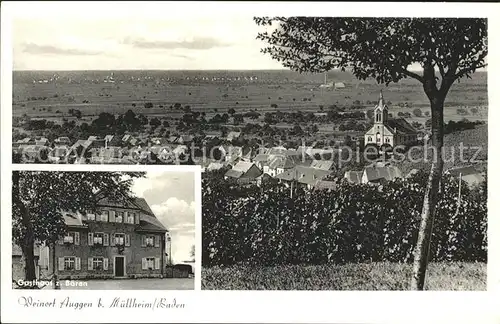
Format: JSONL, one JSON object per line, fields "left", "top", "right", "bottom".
{"left": 201, "top": 262, "right": 486, "bottom": 290}
{"left": 13, "top": 70, "right": 488, "bottom": 124}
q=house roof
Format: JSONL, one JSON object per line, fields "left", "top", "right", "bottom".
{"left": 254, "top": 154, "right": 269, "bottom": 163}
{"left": 207, "top": 162, "right": 225, "bottom": 171}
{"left": 344, "top": 171, "right": 363, "bottom": 184}
{"left": 364, "top": 165, "right": 402, "bottom": 182}
{"left": 224, "top": 169, "right": 244, "bottom": 179}
{"left": 227, "top": 131, "right": 241, "bottom": 139}
{"left": 232, "top": 161, "right": 256, "bottom": 173}
{"left": 310, "top": 160, "right": 335, "bottom": 171}
{"left": 386, "top": 118, "right": 418, "bottom": 135}
{"left": 446, "top": 166, "right": 485, "bottom": 186}
{"left": 296, "top": 166, "right": 333, "bottom": 185}
{"left": 104, "top": 135, "right": 114, "bottom": 142}
{"left": 314, "top": 180, "right": 338, "bottom": 191}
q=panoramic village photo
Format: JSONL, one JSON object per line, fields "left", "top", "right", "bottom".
{"left": 12, "top": 170, "right": 196, "bottom": 290}
{"left": 10, "top": 14, "right": 487, "bottom": 291}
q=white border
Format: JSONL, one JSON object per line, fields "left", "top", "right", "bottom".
{"left": 2, "top": 1, "right": 500, "bottom": 323}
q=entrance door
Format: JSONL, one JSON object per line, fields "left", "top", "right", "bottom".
{"left": 114, "top": 256, "right": 125, "bottom": 277}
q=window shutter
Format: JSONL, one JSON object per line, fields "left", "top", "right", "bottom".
{"left": 110, "top": 234, "right": 116, "bottom": 246}
{"left": 88, "top": 232, "right": 93, "bottom": 246}
{"left": 135, "top": 213, "right": 140, "bottom": 225}
{"left": 155, "top": 258, "right": 160, "bottom": 270}
{"left": 124, "top": 211, "right": 128, "bottom": 223}
{"left": 74, "top": 232, "right": 80, "bottom": 245}
{"left": 103, "top": 233, "right": 109, "bottom": 246}
{"left": 125, "top": 234, "right": 130, "bottom": 247}
{"left": 88, "top": 258, "right": 93, "bottom": 270}
{"left": 103, "top": 258, "right": 109, "bottom": 271}
{"left": 75, "top": 257, "right": 81, "bottom": 271}
{"left": 141, "top": 258, "right": 146, "bottom": 270}
{"left": 58, "top": 257, "right": 65, "bottom": 271}
{"left": 154, "top": 236, "right": 160, "bottom": 248}
{"left": 109, "top": 210, "right": 116, "bottom": 223}
{"left": 141, "top": 235, "right": 146, "bottom": 247}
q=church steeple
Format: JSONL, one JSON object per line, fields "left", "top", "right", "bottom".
{"left": 374, "top": 90, "right": 388, "bottom": 124}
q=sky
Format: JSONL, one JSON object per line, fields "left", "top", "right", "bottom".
{"left": 8, "top": 2, "right": 488, "bottom": 71}
{"left": 12, "top": 15, "right": 283, "bottom": 71}
{"left": 131, "top": 171, "right": 195, "bottom": 264}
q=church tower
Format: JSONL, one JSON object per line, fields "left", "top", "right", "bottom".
{"left": 374, "top": 90, "right": 389, "bottom": 125}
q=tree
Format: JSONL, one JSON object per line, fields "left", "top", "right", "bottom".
{"left": 150, "top": 117, "right": 161, "bottom": 129}
{"left": 413, "top": 108, "right": 423, "bottom": 117}
{"left": 255, "top": 17, "right": 487, "bottom": 290}
{"left": 228, "top": 108, "right": 236, "bottom": 115}
{"left": 12, "top": 171, "right": 145, "bottom": 285}
{"left": 190, "top": 245, "right": 195, "bottom": 262}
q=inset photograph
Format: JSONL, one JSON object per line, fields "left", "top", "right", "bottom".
{"left": 12, "top": 170, "right": 196, "bottom": 290}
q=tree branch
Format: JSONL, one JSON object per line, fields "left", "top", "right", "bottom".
{"left": 401, "top": 69, "right": 424, "bottom": 84}
{"left": 454, "top": 63, "right": 487, "bottom": 81}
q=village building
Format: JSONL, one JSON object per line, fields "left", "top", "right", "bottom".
{"left": 361, "top": 164, "right": 403, "bottom": 184}
{"left": 446, "top": 165, "right": 486, "bottom": 188}
{"left": 344, "top": 171, "right": 364, "bottom": 184}
{"left": 224, "top": 161, "right": 262, "bottom": 184}
{"left": 47, "top": 197, "right": 168, "bottom": 280}
{"left": 365, "top": 91, "right": 418, "bottom": 147}
{"left": 226, "top": 131, "right": 242, "bottom": 142}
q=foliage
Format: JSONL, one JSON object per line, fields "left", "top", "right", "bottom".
{"left": 12, "top": 171, "right": 145, "bottom": 246}
{"left": 202, "top": 171, "right": 486, "bottom": 267}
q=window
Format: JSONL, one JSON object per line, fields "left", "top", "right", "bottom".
{"left": 146, "top": 235, "right": 155, "bottom": 247}
{"left": 94, "top": 233, "right": 104, "bottom": 245}
{"left": 146, "top": 257, "right": 155, "bottom": 270}
{"left": 385, "top": 137, "right": 390, "bottom": 143}
{"left": 100, "top": 211, "right": 109, "bottom": 222}
{"left": 368, "top": 137, "right": 372, "bottom": 142}
{"left": 114, "top": 233, "right": 125, "bottom": 246}
{"left": 115, "top": 212, "right": 124, "bottom": 223}
{"left": 92, "top": 257, "right": 103, "bottom": 270}
{"left": 63, "top": 233, "right": 75, "bottom": 244}
{"left": 127, "top": 212, "right": 135, "bottom": 224}
{"left": 64, "top": 257, "right": 75, "bottom": 270}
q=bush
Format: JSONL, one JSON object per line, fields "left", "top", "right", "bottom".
{"left": 202, "top": 172, "right": 486, "bottom": 267}
{"left": 144, "top": 102, "right": 154, "bottom": 109}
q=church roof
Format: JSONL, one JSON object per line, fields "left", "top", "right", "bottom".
{"left": 385, "top": 118, "right": 417, "bottom": 134}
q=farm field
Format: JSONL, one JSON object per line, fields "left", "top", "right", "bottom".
{"left": 13, "top": 70, "right": 488, "bottom": 126}
{"left": 201, "top": 262, "right": 486, "bottom": 290}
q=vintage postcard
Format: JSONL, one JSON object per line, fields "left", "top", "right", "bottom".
{"left": 1, "top": 1, "right": 499, "bottom": 324}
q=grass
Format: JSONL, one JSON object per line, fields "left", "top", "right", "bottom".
{"left": 201, "top": 262, "right": 486, "bottom": 290}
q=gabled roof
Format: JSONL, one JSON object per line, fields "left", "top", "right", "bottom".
{"left": 254, "top": 154, "right": 270, "bottom": 163}
{"left": 386, "top": 118, "right": 418, "bottom": 135}
{"left": 310, "top": 160, "right": 335, "bottom": 171}
{"left": 364, "top": 165, "right": 402, "bottom": 182}
{"left": 446, "top": 166, "right": 485, "bottom": 187}
{"left": 232, "top": 161, "right": 256, "bottom": 173}
{"left": 314, "top": 180, "right": 338, "bottom": 191}
{"left": 344, "top": 171, "right": 363, "bottom": 184}
{"left": 224, "top": 169, "right": 244, "bottom": 179}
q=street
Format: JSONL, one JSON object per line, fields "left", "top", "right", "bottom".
{"left": 47, "top": 278, "right": 194, "bottom": 290}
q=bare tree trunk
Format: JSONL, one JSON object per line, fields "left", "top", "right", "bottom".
{"left": 411, "top": 92, "right": 445, "bottom": 290}
{"left": 12, "top": 172, "right": 37, "bottom": 284}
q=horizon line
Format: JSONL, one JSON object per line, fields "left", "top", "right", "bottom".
{"left": 12, "top": 68, "right": 487, "bottom": 73}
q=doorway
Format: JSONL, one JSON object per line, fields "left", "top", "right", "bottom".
{"left": 114, "top": 256, "right": 125, "bottom": 277}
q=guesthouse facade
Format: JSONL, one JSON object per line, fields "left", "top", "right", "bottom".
{"left": 51, "top": 197, "right": 168, "bottom": 280}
